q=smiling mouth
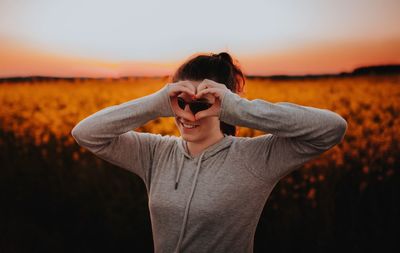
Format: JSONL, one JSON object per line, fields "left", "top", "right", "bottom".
{"left": 179, "top": 119, "right": 200, "bottom": 129}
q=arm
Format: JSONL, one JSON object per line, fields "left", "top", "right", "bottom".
{"left": 71, "top": 84, "right": 175, "bottom": 182}
{"left": 219, "top": 91, "right": 348, "bottom": 183}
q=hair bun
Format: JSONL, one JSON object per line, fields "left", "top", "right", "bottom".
{"left": 217, "top": 52, "right": 233, "bottom": 64}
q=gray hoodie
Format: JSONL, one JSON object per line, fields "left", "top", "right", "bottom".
{"left": 71, "top": 84, "right": 347, "bottom": 253}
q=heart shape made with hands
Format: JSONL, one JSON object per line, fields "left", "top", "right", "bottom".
{"left": 170, "top": 80, "right": 227, "bottom": 122}
{"left": 174, "top": 91, "right": 219, "bottom": 121}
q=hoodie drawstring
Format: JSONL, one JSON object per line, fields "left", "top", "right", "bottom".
{"left": 174, "top": 151, "right": 206, "bottom": 253}
{"left": 175, "top": 153, "right": 185, "bottom": 190}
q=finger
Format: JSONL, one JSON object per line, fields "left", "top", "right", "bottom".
{"left": 169, "top": 85, "right": 195, "bottom": 97}
{"left": 178, "top": 80, "right": 197, "bottom": 94}
{"left": 194, "top": 109, "right": 214, "bottom": 121}
{"left": 195, "top": 88, "right": 222, "bottom": 100}
{"left": 180, "top": 111, "right": 196, "bottom": 122}
{"left": 194, "top": 104, "right": 218, "bottom": 121}
{"left": 208, "top": 79, "right": 226, "bottom": 88}
{"left": 197, "top": 79, "right": 213, "bottom": 92}
{"left": 199, "top": 79, "right": 226, "bottom": 90}
{"left": 194, "top": 110, "right": 206, "bottom": 121}
{"left": 177, "top": 80, "right": 196, "bottom": 95}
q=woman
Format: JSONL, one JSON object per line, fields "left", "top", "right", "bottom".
{"left": 71, "top": 52, "right": 348, "bottom": 253}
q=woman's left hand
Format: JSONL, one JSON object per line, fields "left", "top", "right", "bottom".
{"left": 194, "top": 79, "right": 230, "bottom": 121}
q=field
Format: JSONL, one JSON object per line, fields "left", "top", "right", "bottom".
{"left": 0, "top": 75, "right": 399, "bottom": 252}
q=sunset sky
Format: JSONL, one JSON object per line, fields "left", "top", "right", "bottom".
{"left": 0, "top": 0, "right": 399, "bottom": 78}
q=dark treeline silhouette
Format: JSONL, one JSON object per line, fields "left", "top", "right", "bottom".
{"left": 248, "top": 64, "right": 400, "bottom": 81}
{"left": 352, "top": 64, "right": 400, "bottom": 75}
{"left": 1, "top": 64, "right": 399, "bottom": 83}
{"left": 0, "top": 75, "right": 170, "bottom": 84}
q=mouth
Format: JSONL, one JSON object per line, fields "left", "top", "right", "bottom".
{"left": 179, "top": 119, "right": 200, "bottom": 129}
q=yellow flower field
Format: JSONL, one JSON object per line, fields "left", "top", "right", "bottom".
{"left": 0, "top": 75, "right": 399, "bottom": 198}
{"left": 1, "top": 75, "right": 399, "bottom": 251}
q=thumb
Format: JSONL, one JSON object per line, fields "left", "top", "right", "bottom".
{"left": 194, "top": 111, "right": 205, "bottom": 121}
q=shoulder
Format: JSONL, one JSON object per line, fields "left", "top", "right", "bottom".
{"left": 228, "top": 134, "right": 275, "bottom": 166}
{"left": 230, "top": 134, "right": 273, "bottom": 147}
{"left": 140, "top": 132, "right": 178, "bottom": 145}
{"left": 130, "top": 132, "right": 179, "bottom": 154}
{"left": 225, "top": 134, "right": 274, "bottom": 159}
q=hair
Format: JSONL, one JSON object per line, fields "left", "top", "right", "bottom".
{"left": 171, "top": 52, "right": 246, "bottom": 136}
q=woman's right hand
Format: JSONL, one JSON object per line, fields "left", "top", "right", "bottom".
{"left": 167, "top": 81, "right": 197, "bottom": 122}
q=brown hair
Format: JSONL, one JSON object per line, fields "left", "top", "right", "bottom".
{"left": 171, "top": 52, "right": 246, "bottom": 136}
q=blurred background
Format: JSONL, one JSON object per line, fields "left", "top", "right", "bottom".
{"left": 0, "top": 0, "right": 399, "bottom": 252}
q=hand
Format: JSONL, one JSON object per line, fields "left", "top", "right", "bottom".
{"left": 167, "top": 80, "right": 197, "bottom": 122}
{"left": 194, "top": 79, "right": 230, "bottom": 121}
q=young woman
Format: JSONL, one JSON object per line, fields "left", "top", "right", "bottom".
{"left": 71, "top": 52, "right": 348, "bottom": 253}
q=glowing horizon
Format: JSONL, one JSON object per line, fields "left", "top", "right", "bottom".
{"left": 1, "top": 0, "right": 399, "bottom": 78}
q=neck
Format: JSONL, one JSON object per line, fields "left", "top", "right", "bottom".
{"left": 186, "top": 132, "right": 225, "bottom": 157}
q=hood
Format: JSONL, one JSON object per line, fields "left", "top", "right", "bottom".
{"left": 173, "top": 133, "right": 233, "bottom": 253}
{"left": 174, "top": 133, "right": 233, "bottom": 190}
{"left": 177, "top": 133, "right": 233, "bottom": 160}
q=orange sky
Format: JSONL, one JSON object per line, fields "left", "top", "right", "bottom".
{"left": 239, "top": 38, "right": 400, "bottom": 75}
{"left": 1, "top": 0, "right": 399, "bottom": 78}
{"left": 1, "top": 36, "right": 399, "bottom": 78}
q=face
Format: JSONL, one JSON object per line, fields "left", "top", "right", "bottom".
{"left": 174, "top": 80, "right": 222, "bottom": 143}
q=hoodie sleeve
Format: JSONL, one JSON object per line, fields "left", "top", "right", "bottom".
{"left": 71, "top": 84, "right": 175, "bottom": 182}
{"left": 218, "top": 91, "right": 348, "bottom": 184}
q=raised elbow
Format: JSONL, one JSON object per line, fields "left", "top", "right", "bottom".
{"left": 71, "top": 124, "right": 82, "bottom": 140}
{"left": 71, "top": 123, "right": 89, "bottom": 146}
{"left": 70, "top": 122, "right": 108, "bottom": 153}
{"left": 325, "top": 114, "right": 348, "bottom": 149}
{"left": 335, "top": 115, "right": 348, "bottom": 142}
